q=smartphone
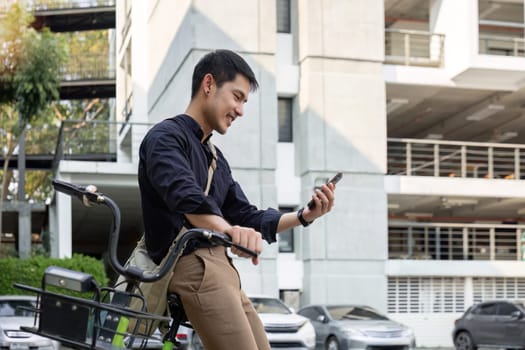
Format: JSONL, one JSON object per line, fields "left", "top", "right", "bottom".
{"left": 307, "top": 172, "right": 343, "bottom": 209}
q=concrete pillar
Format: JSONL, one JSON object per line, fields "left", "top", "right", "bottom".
{"left": 430, "top": 0, "right": 478, "bottom": 77}
{"left": 130, "top": 0, "right": 149, "bottom": 162}
{"left": 296, "top": 0, "right": 388, "bottom": 312}
{"left": 54, "top": 175, "right": 72, "bottom": 258}
{"left": 48, "top": 203, "right": 58, "bottom": 258}
{"left": 17, "top": 203, "right": 31, "bottom": 259}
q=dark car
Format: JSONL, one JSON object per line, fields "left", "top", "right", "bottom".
{"left": 453, "top": 300, "right": 525, "bottom": 350}
{"left": 297, "top": 304, "right": 415, "bottom": 350}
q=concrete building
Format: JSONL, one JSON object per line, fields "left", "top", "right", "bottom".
{"left": 49, "top": 0, "right": 525, "bottom": 346}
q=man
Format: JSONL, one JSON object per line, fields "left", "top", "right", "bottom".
{"left": 138, "top": 49, "right": 336, "bottom": 349}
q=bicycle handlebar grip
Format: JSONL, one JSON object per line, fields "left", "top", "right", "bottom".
{"left": 125, "top": 265, "right": 148, "bottom": 280}
{"left": 52, "top": 179, "right": 101, "bottom": 206}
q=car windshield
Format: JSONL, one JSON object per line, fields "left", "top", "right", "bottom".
{"left": 0, "top": 300, "right": 36, "bottom": 317}
{"left": 514, "top": 302, "right": 525, "bottom": 308}
{"left": 250, "top": 297, "right": 292, "bottom": 314}
{"left": 327, "top": 306, "right": 389, "bottom": 321}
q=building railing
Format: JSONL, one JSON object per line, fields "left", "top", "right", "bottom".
{"left": 479, "top": 34, "right": 525, "bottom": 57}
{"left": 52, "top": 120, "right": 153, "bottom": 170}
{"left": 385, "top": 29, "right": 445, "bottom": 67}
{"left": 388, "top": 138, "right": 525, "bottom": 179}
{"left": 0, "top": 0, "right": 115, "bottom": 13}
{"left": 30, "top": 0, "right": 115, "bottom": 11}
{"left": 389, "top": 222, "right": 525, "bottom": 261}
{"left": 0, "top": 124, "right": 59, "bottom": 156}
{"left": 61, "top": 53, "right": 115, "bottom": 81}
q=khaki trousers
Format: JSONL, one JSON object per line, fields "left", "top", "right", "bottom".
{"left": 168, "top": 245, "right": 270, "bottom": 350}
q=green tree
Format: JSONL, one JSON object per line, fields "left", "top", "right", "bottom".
{"left": 1, "top": 29, "right": 113, "bottom": 206}
{"left": 0, "top": 3, "right": 67, "bottom": 246}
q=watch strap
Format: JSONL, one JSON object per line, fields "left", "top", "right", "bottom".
{"left": 297, "top": 207, "right": 313, "bottom": 227}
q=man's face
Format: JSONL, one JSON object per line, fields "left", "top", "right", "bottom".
{"left": 204, "top": 73, "right": 250, "bottom": 135}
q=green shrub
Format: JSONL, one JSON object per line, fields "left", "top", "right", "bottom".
{"left": 0, "top": 254, "right": 108, "bottom": 296}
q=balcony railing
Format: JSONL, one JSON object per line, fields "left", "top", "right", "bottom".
{"left": 389, "top": 222, "right": 525, "bottom": 261}
{"left": 61, "top": 53, "right": 115, "bottom": 81}
{"left": 385, "top": 29, "right": 445, "bottom": 67}
{"left": 53, "top": 120, "right": 153, "bottom": 170}
{"left": 388, "top": 138, "right": 525, "bottom": 179}
{"left": 479, "top": 34, "right": 525, "bottom": 57}
{"left": 0, "top": 0, "right": 115, "bottom": 13}
{"left": 31, "top": 0, "right": 115, "bottom": 11}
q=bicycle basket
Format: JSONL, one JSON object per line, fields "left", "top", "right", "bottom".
{"left": 14, "top": 266, "right": 170, "bottom": 350}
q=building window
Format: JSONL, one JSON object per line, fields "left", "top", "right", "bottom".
{"left": 276, "top": 0, "right": 291, "bottom": 33}
{"left": 388, "top": 277, "right": 465, "bottom": 314}
{"left": 278, "top": 98, "right": 293, "bottom": 142}
{"left": 280, "top": 289, "right": 301, "bottom": 310}
{"left": 478, "top": 0, "right": 524, "bottom": 57}
{"left": 473, "top": 277, "right": 525, "bottom": 304}
{"left": 278, "top": 206, "right": 294, "bottom": 252}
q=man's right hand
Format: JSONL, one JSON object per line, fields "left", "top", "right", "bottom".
{"left": 225, "top": 225, "right": 263, "bottom": 265}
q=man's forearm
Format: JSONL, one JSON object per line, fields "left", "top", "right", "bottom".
{"left": 276, "top": 212, "right": 301, "bottom": 233}
{"left": 185, "top": 213, "right": 232, "bottom": 233}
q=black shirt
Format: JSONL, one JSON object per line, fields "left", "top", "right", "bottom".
{"left": 138, "top": 114, "right": 282, "bottom": 264}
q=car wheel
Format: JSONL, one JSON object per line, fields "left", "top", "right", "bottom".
{"left": 191, "top": 331, "right": 205, "bottom": 350}
{"left": 326, "top": 336, "right": 340, "bottom": 350}
{"left": 454, "top": 331, "right": 477, "bottom": 350}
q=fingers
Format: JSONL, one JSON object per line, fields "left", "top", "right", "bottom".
{"left": 226, "top": 225, "right": 262, "bottom": 265}
{"left": 314, "top": 184, "right": 335, "bottom": 212}
{"left": 303, "top": 183, "right": 336, "bottom": 222}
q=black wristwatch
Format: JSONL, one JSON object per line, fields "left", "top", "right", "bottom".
{"left": 297, "top": 207, "right": 314, "bottom": 227}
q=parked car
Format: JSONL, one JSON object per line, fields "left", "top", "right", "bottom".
{"left": 189, "top": 295, "right": 316, "bottom": 349}
{"left": 0, "top": 295, "right": 60, "bottom": 350}
{"left": 453, "top": 300, "right": 525, "bottom": 350}
{"left": 297, "top": 304, "right": 416, "bottom": 350}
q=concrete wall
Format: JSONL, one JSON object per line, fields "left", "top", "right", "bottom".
{"left": 294, "top": 0, "right": 388, "bottom": 312}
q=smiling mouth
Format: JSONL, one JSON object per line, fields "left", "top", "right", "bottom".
{"left": 227, "top": 113, "right": 236, "bottom": 125}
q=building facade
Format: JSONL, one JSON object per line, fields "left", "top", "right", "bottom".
{"left": 49, "top": 0, "right": 525, "bottom": 346}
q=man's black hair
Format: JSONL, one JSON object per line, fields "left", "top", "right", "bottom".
{"left": 191, "top": 49, "right": 259, "bottom": 98}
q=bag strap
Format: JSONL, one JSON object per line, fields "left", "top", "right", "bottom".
{"left": 205, "top": 139, "right": 217, "bottom": 195}
{"left": 176, "top": 140, "right": 216, "bottom": 240}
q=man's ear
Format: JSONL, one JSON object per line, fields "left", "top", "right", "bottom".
{"left": 202, "top": 73, "right": 215, "bottom": 94}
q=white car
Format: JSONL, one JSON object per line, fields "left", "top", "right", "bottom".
{"left": 189, "top": 295, "right": 316, "bottom": 350}
{"left": 0, "top": 295, "right": 59, "bottom": 350}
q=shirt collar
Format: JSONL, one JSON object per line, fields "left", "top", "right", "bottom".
{"left": 178, "top": 114, "right": 213, "bottom": 144}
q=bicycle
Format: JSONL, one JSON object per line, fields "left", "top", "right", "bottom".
{"left": 13, "top": 179, "right": 257, "bottom": 350}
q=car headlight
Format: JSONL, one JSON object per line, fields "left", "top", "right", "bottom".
{"left": 5, "top": 330, "right": 32, "bottom": 337}
{"left": 298, "top": 321, "right": 316, "bottom": 349}
{"left": 401, "top": 328, "right": 414, "bottom": 337}
{"left": 344, "top": 328, "right": 365, "bottom": 337}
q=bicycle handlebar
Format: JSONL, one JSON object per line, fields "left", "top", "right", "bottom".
{"left": 52, "top": 179, "right": 258, "bottom": 283}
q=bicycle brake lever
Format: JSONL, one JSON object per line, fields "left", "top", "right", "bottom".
{"left": 228, "top": 241, "right": 259, "bottom": 258}
{"left": 205, "top": 231, "right": 258, "bottom": 258}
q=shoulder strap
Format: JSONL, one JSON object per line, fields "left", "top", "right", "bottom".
{"left": 205, "top": 139, "right": 217, "bottom": 195}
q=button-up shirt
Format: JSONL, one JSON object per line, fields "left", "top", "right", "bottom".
{"left": 138, "top": 114, "right": 282, "bottom": 264}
